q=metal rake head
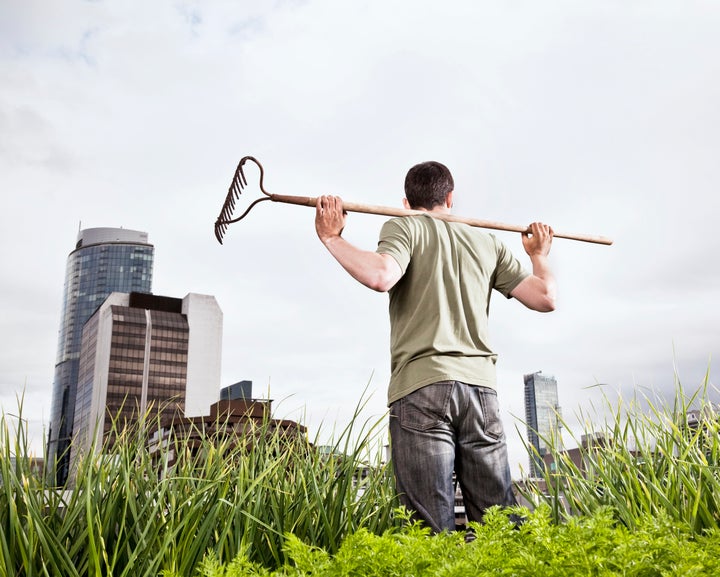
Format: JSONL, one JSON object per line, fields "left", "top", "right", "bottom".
{"left": 214, "top": 156, "right": 271, "bottom": 244}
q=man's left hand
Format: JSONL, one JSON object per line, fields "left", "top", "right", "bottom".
{"left": 315, "top": 195, "right": 347, "bottom": 242}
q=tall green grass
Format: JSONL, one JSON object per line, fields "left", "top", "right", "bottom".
{"left": 0, "top": 398, "right": 399, "bottom": 576}
{"left": 522, "top": 373, "right": 720, "bottom": 533}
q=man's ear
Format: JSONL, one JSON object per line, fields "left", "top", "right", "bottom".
{"left": 446, "top": 190, "right": 454, "bottom": 209}
{"left": 402, "top": 198, "right": 411, "bottom": 210}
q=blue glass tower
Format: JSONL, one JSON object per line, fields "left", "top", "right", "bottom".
{"left": 48, "top": 227, "right": 154, "bottom": 484}
{"left": 524, "top": 371, "right": 561, "bottom": 478}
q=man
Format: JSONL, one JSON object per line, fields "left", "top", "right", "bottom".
{"left": 315, "top": 160, "right": 556, "bottom": 534}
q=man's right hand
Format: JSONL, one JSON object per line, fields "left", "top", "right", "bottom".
{"left": 521, "top": 222, "right": 554, "bottom": 257}
{"left": 511, "top": 222, "right": 556, "bottom": 312}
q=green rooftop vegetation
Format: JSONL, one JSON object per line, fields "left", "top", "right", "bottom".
{"left": 2, "top": 374, "right": 718, "bottom": 576}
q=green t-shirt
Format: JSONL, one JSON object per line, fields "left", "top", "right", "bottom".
{"left": 376, "top": 215, "right": 529, "bottom": 405}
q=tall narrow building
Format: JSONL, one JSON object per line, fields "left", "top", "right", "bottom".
{"left": 524, "top": 371, "right": 561, "bottom": 478}
{"left": 48, "top": 227, "right": 154, "bottom": 485}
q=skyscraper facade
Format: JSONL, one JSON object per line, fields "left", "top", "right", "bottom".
{"left": 71, "top": 292, "right": 223, "bottom": 475}
{"left": 48, "top": 227, "right": 154, "bottom": 484}
{"left": 524, "top": 371, "right": 561, "bottom": 477}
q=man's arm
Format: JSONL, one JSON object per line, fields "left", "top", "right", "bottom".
{"left": 510, "top": 222, "right": 557, "bottom": 312}
{"left": 315, "top": 195, "right": 403, "bottom": 292}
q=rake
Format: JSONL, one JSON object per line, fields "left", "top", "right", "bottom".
{"left": 214, "top": 156, "right": 613, "bottom": 246}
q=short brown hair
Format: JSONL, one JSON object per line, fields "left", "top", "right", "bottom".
{"left": 404, "top": 161, "right": 454, "bottom": 210}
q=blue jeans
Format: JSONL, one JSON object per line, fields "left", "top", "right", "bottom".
{"left": 389, "top": 380, "right": 517, "bottom": 533}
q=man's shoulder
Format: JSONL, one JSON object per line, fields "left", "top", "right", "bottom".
{"left": 380, "top": 215, "right": 428, "bottom": 235}
{"left": 447, "top": 220, "right": 502, "bottom": 246}
{"left": 382, "top": 216, "right": 509, "bottom": 254}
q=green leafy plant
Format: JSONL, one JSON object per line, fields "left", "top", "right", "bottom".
{"left": 180, "top": 507, "right": 720, "bottom": 576}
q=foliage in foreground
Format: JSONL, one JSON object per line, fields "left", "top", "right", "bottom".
{"left": 178, "top": 506, "right": 720, "bottom": 577}
{"left": 0, "top": 397, "right": 399, "bottom": 577}
{"left": 4, "top": 371, "right": 720, "bottom": 575}
{"left": 523, "top": 374, "right": 720, "bottom": 533}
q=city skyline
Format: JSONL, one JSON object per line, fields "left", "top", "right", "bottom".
{"left": 2, "top": 1, "right": 720, "bottom": 478}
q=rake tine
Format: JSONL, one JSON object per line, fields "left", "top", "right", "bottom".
{"left": 214, "top": 156, "right": 272, "bottom": 244}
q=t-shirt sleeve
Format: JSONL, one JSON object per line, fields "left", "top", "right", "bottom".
{"left": 492, "top": 236, "right": 530, "bottom": 298}
{"left": 376, "top": 218, "right": 412, "bottom": 274}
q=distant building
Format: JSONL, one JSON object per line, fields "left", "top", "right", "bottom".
{"left": 48, "top": 227, "right": 154, "bottom": 485}
{"left": 221, "top": 380, "right": 254, "bottom": 401}
{"left": 685, "top": 405, "right": 720, "bottom": 431}
{"left": 524, "top": 371, "right": 561, "bottom": 477}
{"left": 148, "top": 385, "right": 306, "bottom": 468}
{"left": 69, "top": 291, "right": 222, "bottom": 476}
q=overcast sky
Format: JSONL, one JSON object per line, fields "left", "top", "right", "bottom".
{"left": 2, "top": 0, "right": 719, "bottom": 476}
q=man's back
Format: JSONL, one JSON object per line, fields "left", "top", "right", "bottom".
{"left": 377, "top": 214, "right": 528, "bottom": 403}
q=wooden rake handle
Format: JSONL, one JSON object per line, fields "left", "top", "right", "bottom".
{"left": 268, "top": 193, "right": 613, "bottom": 246}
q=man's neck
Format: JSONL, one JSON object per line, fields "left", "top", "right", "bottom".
{"left": 416, "top": 204, "right": 451, "bottom": 215}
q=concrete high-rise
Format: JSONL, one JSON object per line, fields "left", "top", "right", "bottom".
{"left": 524, "top": 371, "right": 561, "bottom": 478}
{"left": 70, "top": 292, "right": 222, "bottom": 475}
{"left": 48, "top": 227, "right": 154, "bottom": 484}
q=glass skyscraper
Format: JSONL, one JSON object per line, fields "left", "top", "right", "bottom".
{"left": 524, "top": 371, "right": 561, "bottom": 478}
{"left": 48, "top": 227, "right": 154, "bottom": 484}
